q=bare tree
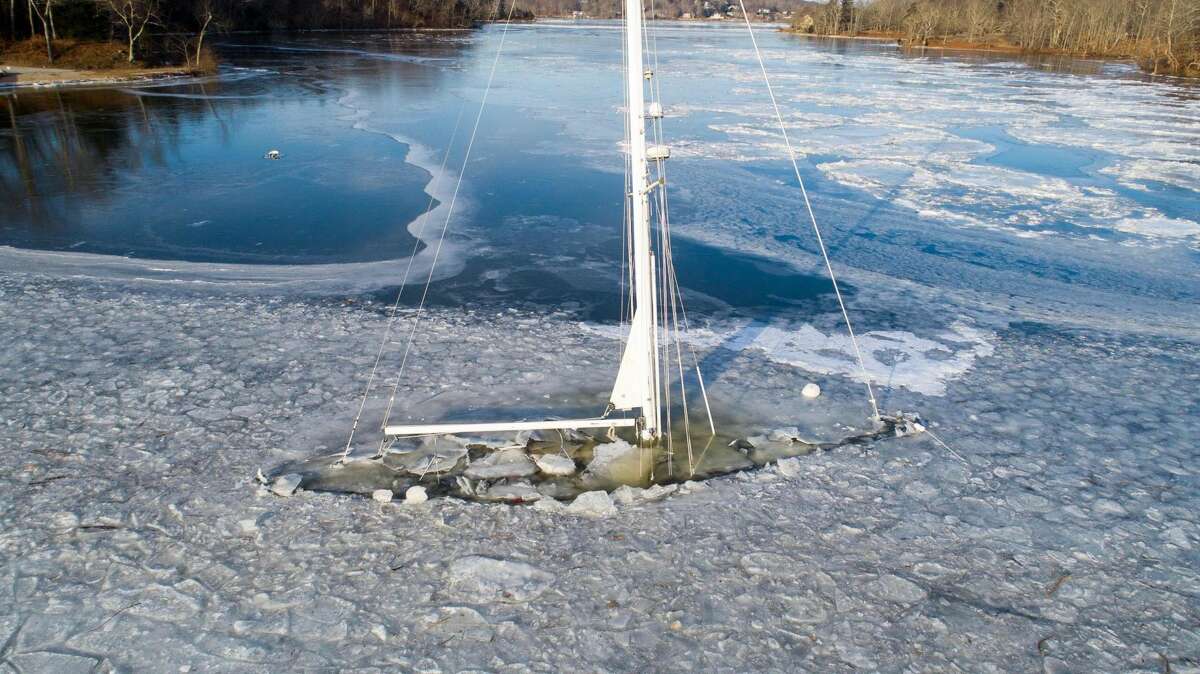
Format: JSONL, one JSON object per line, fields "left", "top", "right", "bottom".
{"left": 27, "top": 0, "right": 54, "bottom": 62}
{"left": 815, "top": 0, "right": 840, "bottom": 34}
{"left": 192, "top": 0, "right": 219, "bottom": 66}
{"left": 790, "top": 12, "right": 816, "bottom": 32}
{"left": 1156, "top": 0, "right": 1200, "bottom": 71}
{"left": 902, "top": 0, "right": 942, "bottom": 45}
{"left": 103, "top": 0, "right": 160, "bottom": 63}
{"left": 964, "top": 0, "right": 995, "bottom": 41}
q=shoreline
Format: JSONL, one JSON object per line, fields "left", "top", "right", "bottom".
{"left": 780, "top": 29, "right": 1198, "bottom": 77}
{"left": 0, "top": 64, "right": 197, "bottom": 90}
{"left": 781, "top": 29, "right": 1081, "bottom": 56}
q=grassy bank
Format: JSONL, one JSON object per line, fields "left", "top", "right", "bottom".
{"left": 784, "top": 27, "right": 1200, "bottom": 78}
{"left": 787, "top": 0, "right": 1199, "bottom": 79}
{"left": 1, "top": 38, "right": 217, "bottom": 78}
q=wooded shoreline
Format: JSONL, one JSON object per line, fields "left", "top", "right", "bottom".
{"left": 789, "top": 0, "right": 1200, "bottom": 78}
{"left": 781, "top": 28, "right": 1200, "bottom": 79}
{"left": 4, "top": 0, "right": 1198, "bottom": 85}
{"left": 0, "top": 0, "right": 511, "bottom": 73}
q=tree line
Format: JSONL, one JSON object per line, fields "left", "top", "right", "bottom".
{"left": 2, "top": 0, "right": 502, "bottom": 68}
{"left": 793, "top": 0, "right": 1200, "bottom": 76}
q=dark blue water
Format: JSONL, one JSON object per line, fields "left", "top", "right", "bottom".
{"left": 957, "top": 125, "right": 1099, "bottom": 178}
{"left": 1, "top": 76, "right": 437, "bottom": 263}
{"left": 2, "top": 22, "right": 1197, "bottom": 318}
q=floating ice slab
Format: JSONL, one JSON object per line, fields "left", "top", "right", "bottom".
{"left": 533, "top": 453, "right": 577, "bottom": 476}
{"left": 446, "top": 556, "right": 555, "bottom": 603}
{"left": 565, "top": 490, "right": 616, "bottom": 518}
{"left": 463, "top": 448, "right": 538, "bottom": 480}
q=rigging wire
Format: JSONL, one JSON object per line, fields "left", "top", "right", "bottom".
{"left": 641, "top": 0, "right": 677, "bottom": 475}
{"left": 380, "top": 0, "right": 520, "bottom": 428}
{"left": 735, "top": 0, "right": 881, "bottom": 421}
{"left": 646, "top": 0, "right": 714, "bottom": 439}
{"left": 341, "top": 0, "right": 520, "bottom": 462}
{"left": 645, "top": 0, "right": 712, "bottom": 473}
{"left": 341, "top": 102, "right": 467, "bottom": 461}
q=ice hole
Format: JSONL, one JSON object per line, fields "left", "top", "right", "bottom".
{"left": 265, "top": 414, "right": 917, "bottom": 506}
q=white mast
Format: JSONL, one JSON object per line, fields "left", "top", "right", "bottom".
{"left": 608, "top": 0, "right": 661, "bottom": 441}
{"left": 383, "top": 5, "right": 666, "bottom": 444}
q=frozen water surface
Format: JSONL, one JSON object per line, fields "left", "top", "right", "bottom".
{"left": 2, "top": 21, "right": 1199, "bottom": 672}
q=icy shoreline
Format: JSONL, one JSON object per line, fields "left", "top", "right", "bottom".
{"left": 1, "top": 270, "right": 1197, "bottom": 671}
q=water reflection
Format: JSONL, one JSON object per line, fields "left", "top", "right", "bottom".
{"left": 0, "top": 34, "right": 477, "bottom": 263}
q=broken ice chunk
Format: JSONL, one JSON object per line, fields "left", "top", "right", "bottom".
{"left": 611, "top": 484, "right": 639, "bottom": 505}
{"left": 418, "top": 607, "right": 493, "bottom": 642}
{"left": 566, "top": 490, "right": 616, "bottom": 517}
{"left": 270, "top": 473, "right": 302, "bottom": 497}
{"left": 392, "top": 445, "right": 468, "bottom": 475}
{"left": 533, "top": 453, "right": 576, "bottom": 476}
{"left": 640, "top": 483, "right": 678, "bottom": 501}
{"left": 583, "top": 440, "right": 642, "bottom": 483}
{"left": 446, "top": 556, "right": 555, "bottom": 602}
{"left": 868, "top": 574, "right": 927, "bottom": 603}
{"left": 776, "top": 457, "right": 803, "bottom": 478}
{"left": 532, "top": 496, "right": 564, "bottom": 512}
{"left": 476, "top": 481, "right": 541, "bottom": 503}
{"left": 464, "top": 448, "right": 537, "bottom": 480}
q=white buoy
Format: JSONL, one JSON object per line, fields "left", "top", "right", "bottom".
{"left": 264, "top": 150, "right": 281, "bottom": 160}
{"left": 405, "top": 485, "right": 428, "bottom": 504}
{"left": 801, "top": 383, "right": 821, "bottom": 399}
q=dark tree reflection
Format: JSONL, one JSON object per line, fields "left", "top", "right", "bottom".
{"left": 0, "top": 32, "right": 475, "bottom": 263}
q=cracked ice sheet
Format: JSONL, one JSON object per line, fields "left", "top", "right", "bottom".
{"left": 1100, "top": 157, "right": 1200, "bottom": 193}
{"left": 815, "top": 158, "right": 1200, "bottom": 242}
{"left": 2, "top": 273, "right": 1199, "bottom": 672}
{"left": 618, "top": 31, "right": 1200, "bottom": 250}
